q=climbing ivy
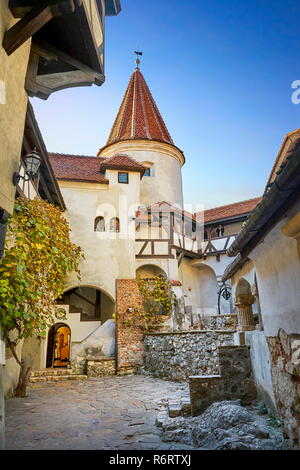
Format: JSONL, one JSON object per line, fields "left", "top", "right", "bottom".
{"left": 122, "top": 275, "right": 176, "bottom": 332}
{"left": 0, "top": 197, "right": 83, "bottom": 394}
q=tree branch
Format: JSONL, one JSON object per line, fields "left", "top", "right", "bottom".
{"left": 5, "top": 336, "right": 22, "bottom": 366}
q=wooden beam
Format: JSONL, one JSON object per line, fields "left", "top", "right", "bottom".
{"left": 9, "top": 1, "right": 84, "bottom": 17}
{"left": 32, "top": 40, "right": 104, "bottom": 84}
{"left": 3, "top": 5, "right": 55, "bottom": 56}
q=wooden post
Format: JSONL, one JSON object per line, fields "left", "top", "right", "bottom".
{"left": 3, "top": 5, "right": 55, "bottom": 56}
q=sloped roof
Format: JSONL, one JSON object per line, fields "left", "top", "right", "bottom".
{"left": 200, "top": 197, "right": 262, "bottom": 223}
{"left": 265, "top": 128, "right": 300, "bottom": 189}
{"left": 100, "top": 154, "right": 146, "bottom": 174}
{"left": 103, "top": 68, "right": 174, "bottom": 147}
{"left": 49, "top": 153, "right": 108, "bottom": 184}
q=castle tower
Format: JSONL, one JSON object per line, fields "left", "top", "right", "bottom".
{"left": 98, "top": 63, "right": 185, "bottom": 208}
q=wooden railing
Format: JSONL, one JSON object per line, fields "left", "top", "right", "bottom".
{"left": 200, "top": 234, "right": 237, "bottom": 257}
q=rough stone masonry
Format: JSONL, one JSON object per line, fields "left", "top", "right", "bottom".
{"left": 143, "top": 330, "right": 234, "bottom": 381}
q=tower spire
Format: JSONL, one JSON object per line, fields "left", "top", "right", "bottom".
{"left": 102, "top": 65, "right": 174, "bottom": 147}
{"left": 134, "top": 50, "right": 143, "bottom": 69}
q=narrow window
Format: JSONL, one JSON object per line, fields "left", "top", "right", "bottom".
{"left": 118, "top": 172, "right": 128, "bottom": 184}
{"left": 144, "top": 168, "right": 151, "bottom": 176}
{"left": 94, "top": 216, "right": 105, "bottom": 232}
{"left": 110, "top": 217, "right": 120, "bottom": 233}
{"left": 216, "top": 224, "right": 224, "bottom": 237}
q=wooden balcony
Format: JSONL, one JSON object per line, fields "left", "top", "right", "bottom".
{"left": 200, "top": 234, "right": 237, "bottom": 257}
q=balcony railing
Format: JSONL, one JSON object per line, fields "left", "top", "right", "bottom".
{"left": 200, "top": 234, "right": 237, "bottom": 257}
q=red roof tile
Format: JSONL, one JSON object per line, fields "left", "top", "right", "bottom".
{"left": 49, "top": 153, "right": 108, "bottom": 184}
{"left": 102, "top": 68, "right": 174, "bottom": 148}
{"left": 266, "top": 128, "right": 300, "bottom": 188}
{"left": 100, "top": 154, "right": 146, "bottom": 174}
{"left": 200, "top": 197, "right": 262, "bottom": 223}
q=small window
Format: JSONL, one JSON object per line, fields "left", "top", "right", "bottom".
{"left": 94, "top": 216, "right": 105, "bottom": 232}
{"left": 216, "top": 225, "right": 224, "bottom": 237}
{"left": 110, "top": 217, "right": 120, "bottom": 233}
{"left": 141, "top": 162, "right": 155, "bottom": 177}
{"left": 118, "top": 172, "right": 128, "bottom": 184}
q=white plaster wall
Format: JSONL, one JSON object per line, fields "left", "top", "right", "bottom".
{"left": 179, "top": 258, "right": 218, "bottom": 315}
{"left": 248, "top": 202, "right": 300, "bottom": 337}
{"left": 0, "top": 3, "right": 31, "bottom": 215}
{"left": 71, "top": 319, "right": 115, "bottom": 358}
{"left": 3, "top": 341, "right": 23, "bottom": 398}
{"left": 100, "top": 140, "right": 184, "bottom": 208}
{"left": 245, "top": 330, "right": 277, "bottom": 413}
{"left": 135, "top": 257, "right": 179, "bottom": 282}
{"left": 192, "top": 254, "right": 233, "bottom": 280}
{"left": 59, "top": 173, "right": 141, "bottom": 299}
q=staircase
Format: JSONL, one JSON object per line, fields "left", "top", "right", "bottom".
{"left": 29, "top": 368, "right": 87, "bottom": 383}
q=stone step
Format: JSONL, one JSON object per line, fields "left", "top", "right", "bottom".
{"left": 29, "top": 374, "right": 87, "bottom": 383}
{"left": 167, "top": 397, "right": 191, "bottom": 418}
{"left": 30, "top": 368, "right": 76, "bottom": 377}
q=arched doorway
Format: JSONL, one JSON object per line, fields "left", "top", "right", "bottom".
{"left": 56, "top": 286, "right": 115, "bottom": 323}
{"left": 46, "top": 323, "right": 71, "bottom": 368}
{"left": 136, "top": 264, "right": 167, "bottom": 279}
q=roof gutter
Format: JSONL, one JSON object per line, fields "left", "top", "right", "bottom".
{"left": 227, "top": 145, "right": 300, "bottom": 260}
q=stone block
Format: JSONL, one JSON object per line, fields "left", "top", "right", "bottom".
{"left": 168, "top": 403, "right": 182, "bottom": 418}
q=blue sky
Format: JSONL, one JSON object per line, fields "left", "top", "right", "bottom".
{"left": 31, "top": 0, "right": 300, "bottom": 209}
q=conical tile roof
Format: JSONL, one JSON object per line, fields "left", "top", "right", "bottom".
{"left": 106, "top": 68, "right": 174, "bottom": 146}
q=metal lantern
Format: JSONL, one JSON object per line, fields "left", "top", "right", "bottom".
{"left": 24, "top": 148, "right": 41, "bottom": 178}
{"left": 13, "top": 147, "right": 41, "bottom": 186}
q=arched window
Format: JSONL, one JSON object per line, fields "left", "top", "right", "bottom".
{"left": 110, "top": 217, "right": 120, "bottom": 233}
{"left": 94, "top": 216, "right": 105, "bottom": 232}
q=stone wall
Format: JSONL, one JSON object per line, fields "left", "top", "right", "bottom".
{"left": 116, "top": 279, "right": 145, "bottom": 374}
{"left": 189, "top": 345, "right": 257, "bottom": 415}
{"left": 200, "top": 314, "right": 237, "bottom": 331}
{"left": 219, "top": 345, "right": 257, "bottom": 402}
{"left": 86, "top": 357, "right": 116, "bottom": 377}
{"left": 266, "top": 329, "right": 300, "bottom": 449}
{"left": 143, "top": 330, "right": 234, "bottom": 381}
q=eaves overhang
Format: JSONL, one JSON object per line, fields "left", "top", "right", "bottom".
{"left": 227, "top": 144, "right": 300, "bottom": 260}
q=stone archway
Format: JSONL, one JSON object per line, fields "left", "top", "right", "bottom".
{"left": 57, "top": 286, "right": 115, "bottom": 323}
{"left": 235, "top": 278, "right": 256, "bottom": 331}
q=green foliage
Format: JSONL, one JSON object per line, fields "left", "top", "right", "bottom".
{"left": 267, "top": 415, "right": 281, "bottom": 428}
{"left": 256, "top": 401, "right": 268, "bottom": 415}
{"left": 0, "top": 198, "right": 83, "bottom": 348}
{"left": 122, "top": 275, "right": 176, "bottom": 332}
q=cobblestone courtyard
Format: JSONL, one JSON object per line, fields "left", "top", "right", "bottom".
{"left": 5, "top": 374, "right": 191, "bottom": 450}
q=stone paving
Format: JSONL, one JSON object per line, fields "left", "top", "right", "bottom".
{"left": 5, "top": 374, "right": 192, "bottom": 450}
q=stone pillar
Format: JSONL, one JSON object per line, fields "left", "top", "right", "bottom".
{"left": 235, "top": 294, "right": 256, "bottom": 332}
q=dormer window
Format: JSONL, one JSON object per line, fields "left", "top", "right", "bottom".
{"left": 118, "top": 172, "right": 128, "bottom": 184}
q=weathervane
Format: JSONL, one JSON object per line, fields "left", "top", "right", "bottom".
{"left": 134, "top": 50, "right": 143, "bottom": 68}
